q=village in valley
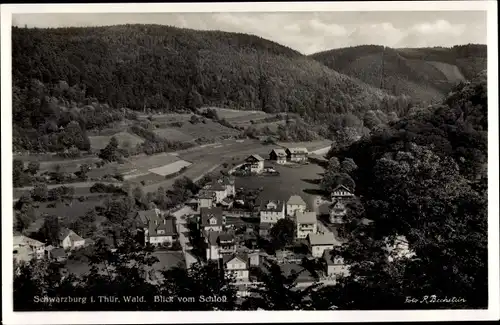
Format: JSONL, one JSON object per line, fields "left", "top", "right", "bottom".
{"left": 14, "top": 142, "right": 413, "bottom": 299}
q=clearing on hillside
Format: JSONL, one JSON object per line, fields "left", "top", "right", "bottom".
{"left": 427, "top": 61, "right": 466, "bottom": 83}
{"left": 153, "top": 128, "right": 195, "bottom": 143}
{"left": 88, "top": 131, "right": 145, "bottom": 150}
{"left": 148, "top": 160, "right": 192, "bottom": 176}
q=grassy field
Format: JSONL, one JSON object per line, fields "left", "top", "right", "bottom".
{"left": 153, "top": 128, "right": 195, "bottom": 142}
{"left": 36, "top": 156, "right": 102, "bottom": 173}
{"left": 179, "top": 119, "right": 240, "bottom": 139}
{"left": 427, "top": 61, "right": 466, "bottom": 82}
{"left": 88, "top": 131, "right": 145, "bottom": 151}
{"left": 276, "top": 140, "right": 332, "bottom": 153}
{"left": 235, "top": 162, "right": 325, "bottom": 210}
{"left": 126, "top": 152, "right": 181, "bottom": 171}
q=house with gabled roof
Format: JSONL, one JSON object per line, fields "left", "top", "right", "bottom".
{"left": 308, "top": 232, "right": 342, "bottom": 258}
{"left": 259, "top": 200, "right": 285, "bottom": 223}
{"left": 269, "top": 148, "right": 287, "bottom": 164}
{"left": 286, "top": 195, "right": 307, "bottom": 217}
{"left": 329, "top": 200, "right": 347, "bottom": 224}
{"left": 200, "top": 207, "right": 224, "bottom": 233}
{"left": 285, "top": 147, "right": 308, "bottom": 162}
{"left": 13, "top": 235, "right": 45, "bottom": 262}
{"left": 48, "top": 247, "right": 67, "bottom": 262}
{"left": 244, "top": 154, "right": 265, "bottom": 174}
{"left": 59, "top": 228, "right": 85, "bottom": 250}
{"left": 205, "top": 230, "right": 236, "bottom": 261}
{"left": 222, "top": 253, "right": 249, "bottom": 283}
{"left": 296, "top": 211, "right": 318, "bottom": 239}
{"left": 331, "top": 185, "right": 354, "bottom": 201}
{"left": 198, "top": 189, "right": 215, "bottom": 208}
{"left": 134, "top": 209, "right": 177, "bottom": 246}
{"left": 323, "top": 249, "right": 350, "bottom": 279}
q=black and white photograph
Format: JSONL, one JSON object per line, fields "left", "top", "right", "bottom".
{"left": 1, "top": 1, "right": 498, "bottom": 324}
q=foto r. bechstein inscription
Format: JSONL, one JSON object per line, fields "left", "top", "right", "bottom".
{"left": 9, "top": 6, "right": 489, "bottom": 313}
{"left": 405, "top": 296, "right": 467, "bottom": 304}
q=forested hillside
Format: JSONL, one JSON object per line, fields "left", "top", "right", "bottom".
{"left": 322, "top": 70, "right": 488, "bottom": 309}
{"left": 12, "top": 25, "right": 406, "bottom": 122}
{"left": 310, "top": 44, "right": 486, "bottom": 104}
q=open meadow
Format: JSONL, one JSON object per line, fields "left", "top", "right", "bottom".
{"left": 235, "top": 162, "right": 325, "bottom": 210}
{"left": 88, "top": 131, "right": 145, "bottom": 151}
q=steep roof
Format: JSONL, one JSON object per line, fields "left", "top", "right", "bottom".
{"left": 323, "top": 249, "right": 345, "bottom": 265}
{"left": 308, "top": 233, "right": 341, "bottom": 246}
{"left": 171, "top": 205, "right": 197, "bottom": 219}
{"left": 270, "top": 148, "right": 287, "bottom": 157}
{"left": 287, "top": 195, "right": 307, "bottom": 206}
{"left": 59, "top": 228, "right": 83, "bottom": 241}
{"left": 223, "top": 253, "right": 248, "bottom": 267}
{"left": 200, "top": 207, "right": 223, "bottom": 226}
{"left": 296, "top": 211, "right": 317, "bottom": 224}
{"left": 136, "top": 209, "right": 162, "bottom": 225}
{"left": 13, "top": 235, "right": 44, "bottom": 247}
{"left": 148, "top": 218, "right": 176, "bottom": 237}
{"left": 198, "top": 189, "right": 215, "bottom": 199}
{"left": 51, "top": 247, "right": 66, "bottom": 259}
{"left": 279, "top": 263, "right": 315, "bottom": 282}
{"left": 332, "top": 184, "right": 353, "bottom": 194}
{"left": 246, "top": 154, "right": 265, "bottom": 162}
{"left": 69, "top": 232, "right": 85, "bottom": 242}
{"left": 286, "top": 147, "right": 308, "bottom": 154}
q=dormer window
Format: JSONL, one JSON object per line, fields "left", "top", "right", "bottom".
{"left": 157, "top": 229, "right": 165, "bottom": 235}
{"left": 210, "top": 217, "right": 217, "bottom": 225}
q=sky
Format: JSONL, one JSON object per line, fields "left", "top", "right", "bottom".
{"left": 12, "top": 11, "right": 487, "bottom": 54}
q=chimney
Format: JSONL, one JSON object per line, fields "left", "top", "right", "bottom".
{"left": 155, "top": 220, "right": 158, "bottom": 226}
{"left": 164, "top": 219, "right": 166, "bottom": 225}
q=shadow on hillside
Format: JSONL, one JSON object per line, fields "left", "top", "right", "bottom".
{"left": 301, "top": 178, "right": 321, "bottom": 185}
{"left": 303, "top": 188, "right": 325, "bottom": 196}
{"left": 317, "top": 172, "right": 325, "bottom": 177}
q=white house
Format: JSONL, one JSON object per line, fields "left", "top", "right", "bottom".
{"left": 13, "top": 235, "right": 45, "bottom": 262}
{"left": 223, "top": 254, "right": 249, "bottom": 283}
{"left": 285, "top": 147, "right": 308, "bottom": 162}
{"left": 308, "top": 233, "right": 342, "bottom": 258}
{"left": 219, "top": 177, "right": 236, "bottom": 197}
{"left": 245, "top": 154, "right": 265, "bottom": 174}
{"left": 200, "top": 207, "right": 224, "bottom": 233}
{"left": 198, "top": 190, "right": 215, "bottom": 208}
{"left": 331, "top": 185, "right": 354, "bottom": 201}
{"left": 323, "top": 249, "right": 350, "bottom": 279}
{"left": 135, "top": 209, "right": 177, "bottom": 246}
{"left": 59, "top": 228, "right": 86, "bottom": 250}
{"left": 286, "top": 195, "right": 307, "bottom": 217}
{"left": 269, "top": 148, "right": 287, "bottom": 164}
{"left": 259, "top": 200, "right": 285, "bottom": 223}
{"left": 329, "top": 200, "right": 347, "bottom": 224}
{"left": 296, "top": 211, "right": 318, "bottom": 239}
{"left": 205, "top": 231, "right": 236, "bottom": 261}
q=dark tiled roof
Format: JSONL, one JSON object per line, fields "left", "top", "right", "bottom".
{"left": 286, "top": 147, "right": 308, "bottom": 154}
{"left": 149, "top": 218, "right": 176, "bottom": 237}
{"left": 270, "top": 148, "right": 287, "bottom": 157}
{"left": 279, "top": 263, "right": 315, "bottom": 282}
{"left": 200, "top": 207, "right": 223, "bottom": 227}
{"left": 51, "top": 248, "right": 66, "bottom": 259}
{"left": 245, "top": 154, "right": 264, "bottom": 162}
{"left": 222, "top": 253, "right": 248, "bottom": 267}
{"left": 136, "top": 209, "right": 161, "bottom": 225}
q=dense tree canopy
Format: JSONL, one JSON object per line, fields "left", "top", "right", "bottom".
{"left": 321, "top": 71, "right": 488, "bottom": 309}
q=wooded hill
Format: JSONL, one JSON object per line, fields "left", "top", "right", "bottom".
{"left": 12, "top": 25, "right": 406, "bottom": 130}
{"left": 310, "top": 44, "right": 486, "bottom": 105}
